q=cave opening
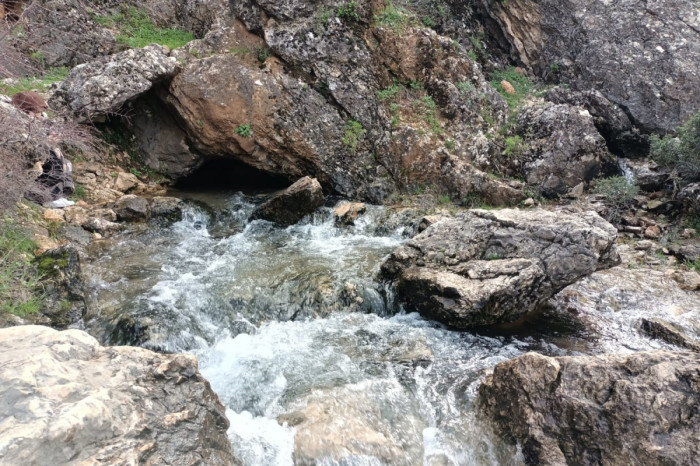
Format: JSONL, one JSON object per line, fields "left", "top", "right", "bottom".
{"left": 174, "top": 158, "right": 290, "bottom": 193}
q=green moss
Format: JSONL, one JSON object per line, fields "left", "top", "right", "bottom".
{"left": 0, "top": 219, "right": 43, "bottom": 317}
{"left": 98, "top": 7, "right": 193, "bottom": 49}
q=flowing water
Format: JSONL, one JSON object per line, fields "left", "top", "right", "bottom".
{"left": 82, "top": 191, "right": 700, "bottom": 465}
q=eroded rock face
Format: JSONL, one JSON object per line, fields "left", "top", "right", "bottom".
{"left": 49, "top": 44, "right": 178, "bottom": 121}
{"left": 479, "top": 0, "right": 700, "bottom": 133}
{"left": 0, "top": 325, "right": 235, "bottom": 465}
{"left": 478, "top": 351, "right": 700, "bottom": 465}
{"left": 250, "top": 176, "right": 324, "bottom": 226}
{"left": 515, "top": 102, "right": 618, "bottom": 197}
{"left": 381, "top": 208, "right": 619, "bottom": 328}
{"left": 679, "top": 182, "right": 700, "bottom": 214}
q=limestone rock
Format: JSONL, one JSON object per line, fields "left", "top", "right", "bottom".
{"left": 621, "top": 158, "right": 672, "bottom": 191}
{"left": 35, "top": 245, "right": 86, "bottom": 327}
{"left": 0, "top": 325, "right": 235, "bottom": 465}
{"left": 151, "top": 196, "right": 185, "bottom": 221}
{"left": 381, "top": 208, "right": 619, "bottom": 328}
{"left": 679, "top": 182, "right": 700, "bottom": 215}
{"left": 478, "top": 351, "right": 700, "bottom": 465}
{"left": 49, "top": 45, "right": 178, "bottom": 121}
{"left": 640, "top": 318, "right": 700, "bottom": 352}
{"left": 516, "top": 102, "right": 618, "bottom": 197}
{"left": 114, "top": 171, "right": 140, "bottom": 193}
{"left": 479, "top": 0, "right": 700, "bottom": 133}
{"left": 250, "top": 177, "right": 324, "bottom": 226}
{"left": 334, "top": 201, "right": 366, "bottom": 226}
{"left": 43, "top": 208, "right": 65, "bottom": 222}
{"left": 114, "top": 194, "right": 151, "bottom": 222}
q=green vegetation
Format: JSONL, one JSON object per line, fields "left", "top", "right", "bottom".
{"left": 457, "top": 81, "right": 477, "bottom": 97}
{"left": 95, "top": 7, "right": 193, "bottom": 49}
{"left": 377, "top": 82, "right": 401, "bottom": 101}
{"left": 460, "top": 193, "right": 495, "bottom": 209}
{"left": 0, "top": 67, "right": 70, "bottom": 95}
{"left": 337, "top": 2, "right": 361, "bottom": 22}
{"left": 445, "top": 138, "right": 455, "bottom": 150}
{"left": 413, "top": 95, "right": 443, "bottom": 135}
{"left": 0, "top": 219, "right": 43, "bottom": 317}
{"left": 437, "top": 194, "right": 451, "bottom": 204}
{"left": 374, "top": 2, "right": 415, "bottom": 34}
{"left": 344, "top": 120, "right": 366, "bottom": 152}
{"left": 650, "top": 109, "right": 700, "bottom": 184}
{"left": 593, "top": 176, "right": 639, "bottom": 222}
{"left": 504, "top": 135, "right": 527, "bottom": 158}
{"left": 235, "top": 124, "right": 252, "bottom": 138}
{"left": 489, "top": 66, "right": 533, "bottom": 111}
{"left": 70, "top": 183, "right": 86, "bottom": 201}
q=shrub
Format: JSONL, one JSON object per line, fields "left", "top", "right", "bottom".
{"left": 337, "top": 2, "right": 361, "bottom": 22}
{"left": 593, "top": 176, "right": 639, "bottom": 222}
{"left": 0, "top": 218, "right": 43, "bottom": 317}
{"left": 504, "top": 135, "right": 526, "bottom": 158}
{"left": 650, "top": 110, "right": 700, "bottom": 184}
{"left": 344, "top": 120, "right": 365, "bottom": 152}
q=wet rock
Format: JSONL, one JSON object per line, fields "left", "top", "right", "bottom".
{"left": 0, "top": 325, "right": 235, "bottom": 465}
{"left": 64, "top": 205, "right": 122, "bottom": 233}
{"left": 151, "top": 196, "right": 185, "bottom": 221}
{"left": 381, "top": 208, "right": 619, "bottom": 328}
{"left": 641, "top": 318, "right": 700, "bottom": 352}
{"left": 479, "top": 0, "right": 700, "bottom": 133}
{"left": 334, "top": 201, "right": 366, "bottom": 226}
{"left": 35, "top": 245, "right": 86, "bottom": 327}
{"left": 49, "top": 45, "right": 178, "bottom": 121}
{"left": 114, "top": 194, "right": 151, "bottom": 222}
{"left": 515, "top": 102, "right": 618, "bottom": 197}
{"left": 280, "top": 381, "right": 425, "bottom": 465}
{"left": 678, "top": 182, "right": 700, "bottom": 214}
{"left": 250, "top": 177, "right": 323, "bottom": 226}
{"left": 620, "top": 159, "right": 671, "bottom": 191}
{"left": 478, "top": 351, "right": 700, "bottom": 465}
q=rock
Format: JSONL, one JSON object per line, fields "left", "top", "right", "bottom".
{"left": 516, "top": 102, "right": 618, "bottom": 197}
{"left": 678, "top": 182, "right": 700, "bottom": 214}
{"left": 11, "top": 91, "right": 48, "bottom": 115}
{"left": 640, "top": 318, "right": 700, "bottom": 352}
{"left": 250, "top": 177, "right": 324, "bottom": 226}
{"left": 151, "top": 196, "right": 185, "bottom": 221}
{"left": 670, "top": 244, "right": 700, "bottom": 263}
{"left": 480, "top": 0, "right": 700, "bottom": 133}
{"left": 620, "top": 158, "right": 671, "bottom": 191}
{"left": 43, "top": 208, "right": 65, "bottom": 222}
{"left": 35, "top": 245, "right": 86, "bottom": 327}
{"left": 566, "top": 182, "right": 584, "bottom": 199}
{"left": 522, "top": 197, "right": 535, "bottom": 207}
{"left": 33, "top": 235, "right": 61, "bottom": 255}
{"left": 544, "top": 87, "right": 647, "bottom": 157}
{"left": 333, "top": 201, "right": 366, "bottom": 226}
{"left": 478, "top": 351, "right": 700, "bottom": 465}
{"left": 49, "top": 45, "right": 178, "bottom": 121}
{"left": 667, "top": 270, "right": 700, "bottom": 291}
{"left": 381, "top": 208, "right": 619, "bottom": 328}
{"left": 644, "top": 224, "right": 662, "bottom": 239}
{"left": 114, "top": 194, "right": 151, "bottom": 222}
{"left": 114, "top": 171, "right": 140, "bottom": 193}
{"left": 0, "top": 325, "right": 235, "bottom": 465}
{"left": 500, "top": 80, "right": 516, "bottom": 95}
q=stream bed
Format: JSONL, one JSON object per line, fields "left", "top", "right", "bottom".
{"left": 81, "top": 192, "right": 700, "bottom": 465}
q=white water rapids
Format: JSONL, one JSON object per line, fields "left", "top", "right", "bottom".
{"left": 82, "top": 192, "right": 699, "bottom": 465}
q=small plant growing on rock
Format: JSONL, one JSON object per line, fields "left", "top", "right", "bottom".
{"left": 344, "top": 120, "right": 365, "bottom": 152}
{"left": 97, "top": 7, "right": 193, "bottom": 50}
{"left": 593, "top": 176, "right": 639, "bottom": 222}
{"left": 337, "top": 2, "right": 361, "bottom": 22}
{"left": 490, "top": 66, "right": 532, "bottom": 111}
{"left": 235, "top": 124, "right": 252, "bottom": 138}
{"left": 374, "top": 2, "right": 414, "bottom": 34}
{"left": 650, "top": 109, "right": 700, "bottom": 184}
{"left": 504, "top": 135, "right": 527, "bottom": 158}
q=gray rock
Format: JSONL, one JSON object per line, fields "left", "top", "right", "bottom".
{"left": 478, "top": 0, "right": 700, "bottom": 134}
{"left": 36, "top": 245, "right": 86, "bottom": 328}
{"left": 640, "top": 318, "right": 700, "bottom": 352}
{"left": 114, "top": 194, "right": 151, "bottom": 222}
{"left": 151, "top": 196, "right": 185, "bottom": 221}
{"left": 478, "top": 351, "right": 700, "bottom": 465}
{"left": 250, "top": 176, "right": 324, "bottom": 226}
{"left": 0, "top": 325, "right": 236, "bottom": 465}
{"left": 381, "top": 208, "right": 619, "bottom": 328}
{"left": 621, "top": 158, "right": 672, "bottom": 191}
{"left": 49, "top": 45, "right": 178, "bottom": 121}
{"left": 679, "top": 182, "right": 700, "bottom": 214}
{"left": 516, "top": 102, "right": 618, "bottom": 197}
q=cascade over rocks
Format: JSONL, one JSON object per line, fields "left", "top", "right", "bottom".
{"left": 514, "top": 102, "right": 619, "bottom": 197}
{"left": 478, "top": 0, "right": 700, "bottom": 133}
{"left": 49, "top": 44, "right": 178, "bottom": 121}
{"left": 478, "top": 351, "right": 700, "bottom": 465}
{"left": 381, "top": 208, "right": 619, "bottom": 328}
{"left": 0, "top": 325, "right": 236, "bottom": 465}
{"left": 250, "top": 176, "right": 324, "bottom": 226}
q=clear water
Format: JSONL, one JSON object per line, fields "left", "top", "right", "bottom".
{"left": 82, "top": 192, "right": 700, "bottom": 465}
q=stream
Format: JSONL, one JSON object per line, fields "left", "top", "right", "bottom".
{"left": 81, "top": 191, "right": 700, "bottom": 465}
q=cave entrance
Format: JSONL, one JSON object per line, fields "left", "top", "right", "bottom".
{"left": 174, "top": 158, "right": 290, "bottom": 194}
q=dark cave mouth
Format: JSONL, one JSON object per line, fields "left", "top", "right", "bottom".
{"left": 174, "top": 158, "right": 291, "bottom": 193}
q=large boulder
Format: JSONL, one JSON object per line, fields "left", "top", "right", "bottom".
{"left": 381, "top": 208, "right": 619, "bottom": 328}
{"left": 679, "top": 182, "right": 700, "bottom": 215}
{"left": 49, "top": 44, "right": 178, "bottom": 121}
{"left": 478, "top": 0, "right": 700, "bottom": 133}
{"left": 114, "top": 194, "right": 151, "bottom": 222}
{"left": 515, "top": 102, "right": 618, "bottom": 197}
{"left": 0, "top": 325, "right": 235, "bottom": 465}
{"left": 250, "top": 176, "right": 324, "bottom": 226}
{"left": 478, "top": 351, "right": 700, "bottom": 465}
